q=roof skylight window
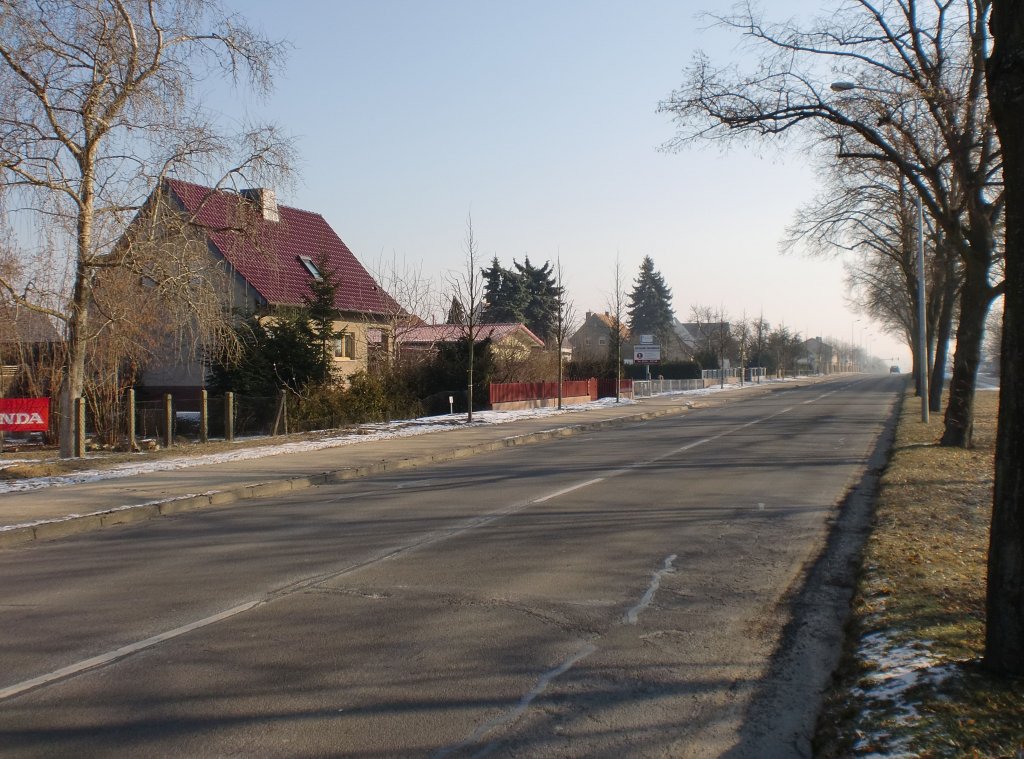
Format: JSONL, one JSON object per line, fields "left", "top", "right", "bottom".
{"left": 298, "top": 255, "right": 322, "bottom": 280}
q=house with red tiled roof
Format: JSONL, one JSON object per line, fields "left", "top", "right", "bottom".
{"left": 399, "top": 322, "right": 544, "bottom": 356}
{"left": 135, "top": 179, "right": 407, "bottom": 395}
{"left": 397, "top": 322, "right": 545, "bottom": 385}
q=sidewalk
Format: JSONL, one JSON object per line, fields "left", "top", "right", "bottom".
{"left": 0, "top": 379, "right": 819, "bottom": 548}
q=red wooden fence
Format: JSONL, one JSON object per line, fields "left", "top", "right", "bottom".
{"left": 597, "top": 379, "right": 632, "bottom": 398}
{"left": 489, "top": 379, "right": 597, "bottom": 405}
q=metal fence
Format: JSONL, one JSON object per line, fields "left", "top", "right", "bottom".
{"left": 700, "top": 367, "right": 767, "bottom": 381}
{"left": 632, "top": 379, "right": 705, "bottom": 398}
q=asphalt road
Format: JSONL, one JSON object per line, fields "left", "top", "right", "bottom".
{"left": 0, "top": 375, "right": 902, "bottom": 758}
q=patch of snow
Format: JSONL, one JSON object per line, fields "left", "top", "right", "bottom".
{"left": 0, "top": 397, "right": 642, "bottom": 495}
{"left": 0, "top": 458, "right": 44, "bottom": 470}
{"left": 851, "top": 630, "right": 957, "bottom": 757}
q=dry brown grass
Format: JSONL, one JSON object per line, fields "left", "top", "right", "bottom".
{"left": 816, "top": 388, "right": 1024, "bottom": 757}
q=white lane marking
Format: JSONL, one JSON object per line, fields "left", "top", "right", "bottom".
{"left": 802, "top": 389, "right": 839, "bottom": 404}
{"left": 624, "top": 554, "right": 677, "bottom": 625}
{"left": 0, "top": 600, "right": 262, "bottom": 701}
{"left": 0, "top": 477, "right": 613, "bottom": 701}
{"left": 433, "top": 643, "right": 598, "bottom": 759}
{"left": 533, "top": 478, "right": 605, "bottom": 503}
{"left": 1, "top": 402, "right": 801, "bottom": 702}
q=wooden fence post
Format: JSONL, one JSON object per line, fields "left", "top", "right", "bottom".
{"left": 199, "top": 389, "right": 208, "bottom": 443}
{"left": 225, "top": 392, "right": 234, "bottom": 442}
{"left": 127, "top": 388, "right": 136, "bottom": 451}
{"left": 272, "top": 388, "right": 287, "bottom": 436}
{"left": 163, "top": 394, "right": 173, "bottom": 449}
{"left": 74, "top": 396, "right": 86, "bottom": 458}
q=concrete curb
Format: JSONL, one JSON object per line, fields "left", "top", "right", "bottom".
{"left": 1, "top": 400, "right": 700, "bottom": 548}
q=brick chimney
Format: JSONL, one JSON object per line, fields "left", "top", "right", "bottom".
{"left": 241, "top": 188, "right": 280, "bottom": 223}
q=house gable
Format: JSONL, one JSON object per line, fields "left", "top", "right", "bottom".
{"left": 165, "top": 179, "right": 401, "bottom": 318}
{"left": 569, "top": 311, "right": 628, "bottom": 358}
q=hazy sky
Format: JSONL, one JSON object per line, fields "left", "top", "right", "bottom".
{"left": 218, "top": 0, "right": 908, "bottom": 365}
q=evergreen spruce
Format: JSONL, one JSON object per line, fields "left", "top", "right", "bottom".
{"left": 207, "top": 311, "right": 325, "bottom": 397}
{"left": 481, "top": 256, "right": 527, "bottom": 323}
{"left": 627, "top": 256, "right": 675, "bottom": 344}
{"left": 479, "top": 254, "right": 563, "bottom": 344}
{"left": 302, "top": 253, "right": 342, "bottom": 379}
{"left": 514, "top": 256, "right": 562, "bottom": 342}
{"left": 446, "top": 296, "right": 467, "bottom": 325}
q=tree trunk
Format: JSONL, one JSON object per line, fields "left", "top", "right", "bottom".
{"left": 910, "top": 332, "right": 921, "bottom": 396}
{"left": 929, "top": 261, "right": 958, "bottom": 413}
{"left": 940, "top": 253, "right": 993, "bottom": 448}
{"left": 467, "top": 333, "right": 474, "bottom": 423}
{"left": 985, "top": 0, "right": 1024, "bottom": 676}
{"left": 59, "top": 201, "right": 95, "bottom": 458}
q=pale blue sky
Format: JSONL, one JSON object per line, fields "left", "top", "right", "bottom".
{"left": 218, "top": 0, "right": 907, "bottom": 365}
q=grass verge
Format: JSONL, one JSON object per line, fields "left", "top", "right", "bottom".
{"left": 815, "top": 387, "right": 1024, "bottom": 757}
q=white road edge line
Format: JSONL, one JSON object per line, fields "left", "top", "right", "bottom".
{"left": 0, "top": 600, "right": 262, "bottom": 701}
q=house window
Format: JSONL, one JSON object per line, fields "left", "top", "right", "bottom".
{"left": 366, "top": 328, "right": 390, "bottom": 353}
{"left": 298, "top": 255, "right": 322, "bottom": 280}
{"left": 333, "top": 333, "right": 355, "bottom": 359}
{"left": 585, "top": 337, "right": 591, "bottom": 346}
{"left": 599, "top": 337, "right": 606, "bottom": 345}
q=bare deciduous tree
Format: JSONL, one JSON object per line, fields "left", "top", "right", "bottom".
{"left": 551, "top": 257, "right": 577, "bottom": 410}
{"left": 369, "top": 251, "right": 437, "bottom": 369}
{"left": 661, "top": 0, "right": 1002, "bottom": 448}
{"left": 446, "top": 214, "right": 484, "bottom": 422}
{"left": 689, "top": 304, "right": 734, "bottom": 370}
{"left": 0, "top": 0, "right": 294, "bottom": 455}
{"left": 607, "top": 253, "right": 628, "bottom": 402}
{"left": 732, "top": 313, "right": 751, "bottom": 382}
{"left": 787, "top": 158, "right": 960, "bottom": 410}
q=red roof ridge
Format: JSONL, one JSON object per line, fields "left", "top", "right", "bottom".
{"left": 163, "top": 178, "right": 403, "bottom": 317}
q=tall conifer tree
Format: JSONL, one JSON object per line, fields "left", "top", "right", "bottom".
{"left": 481, "top": 256, "right": 527, "bottom": 323}
{"left": 302, "top": 253, "right": 341, "bottom": 376}
{"left": 627, "top": 256, "right": 674, "bottom": 344}
{"left": 514, "top": 256, "right": 563, "bottom": 343}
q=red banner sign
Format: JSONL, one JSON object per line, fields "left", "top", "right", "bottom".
{"left": 0, "top": 398, "right": 50, "bottom": 432}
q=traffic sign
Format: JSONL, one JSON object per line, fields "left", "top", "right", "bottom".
{"left": 633, "top": 345, "right": 661, "bottom": 364}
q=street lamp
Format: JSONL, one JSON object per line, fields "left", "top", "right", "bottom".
{"left": 914, "top": 193, "right": 930, "bottom": 421}
{"left": 831, "top": 80, "right": 929, "bottom": 421}
{"left": 851, "top": 318, "right": 860, "bottom": 372}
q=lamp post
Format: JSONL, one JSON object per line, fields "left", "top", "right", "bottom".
{"left": 914, "top": 195, "right": 930, "bottom": 422}
{"left": 851, "top": 318, "right": 860, "bottom": 371}
{"left": 832, "top": 80, "right": 929, "bottom": 421}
